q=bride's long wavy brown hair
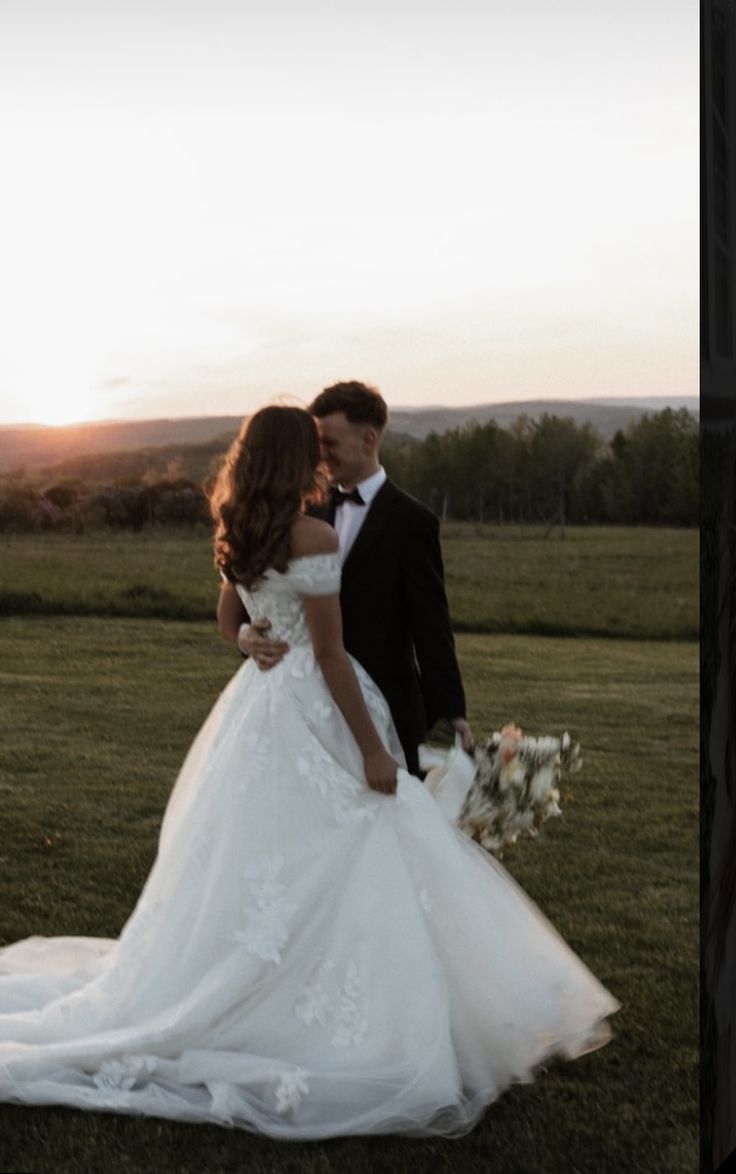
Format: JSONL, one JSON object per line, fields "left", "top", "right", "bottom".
{"left": 210, "top": 406, "right": 324, "bottom": 586}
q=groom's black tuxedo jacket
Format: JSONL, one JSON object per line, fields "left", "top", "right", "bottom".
{"left": 312, "top": 479, "right": 466, "bottom": 775}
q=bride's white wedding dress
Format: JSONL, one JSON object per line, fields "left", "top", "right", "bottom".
{"left": 0, "top": 554, "right": 619, "bottom": 1138}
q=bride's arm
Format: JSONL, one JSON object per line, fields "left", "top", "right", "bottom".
{"left": 303, "top": 592, "right": 398, "bottom": 796}
{"left": 292, "top": 514, "right": 397, "bottom": 794}
{"left": 217, "top": 581, "right": 247, "bottom": 641}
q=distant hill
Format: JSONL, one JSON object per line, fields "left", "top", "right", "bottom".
{"left": 0, "top": 416, "right": 244, "bottom": 474}
{"left": 387, "top": 396, "right": 699, "bottom": 441}
{"left": 0, "top": 396, "right": 698, "bottom": 475}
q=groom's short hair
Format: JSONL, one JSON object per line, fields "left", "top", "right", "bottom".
{"left": 309, "top": 381, "right": 388, "bottom": 431}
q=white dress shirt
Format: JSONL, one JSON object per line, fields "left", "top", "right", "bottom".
{"left": 333, "top": 467, "right": 386, "bottom": 563}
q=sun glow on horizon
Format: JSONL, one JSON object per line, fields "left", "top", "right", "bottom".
{"left": 1, "top": 294, "right": 110, "bottom": 426}
{"left": 30, "top": 398, "right": 101, "bottom": 427}
{"left": 11, "top": 369, "right": 104, "bottom": 428}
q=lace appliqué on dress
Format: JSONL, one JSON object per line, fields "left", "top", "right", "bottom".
{"left": 287, "top": 553, "right": 341, "bottom": 596}
{"left": 333, "top": 962, "right": 368, "bottom": 1047}
{"left": 294, "top": 955, "right": 368, "bottom": 1048}
{"left": 308, "top": 698, "right": 334, "bottom": 723}
{"left": 231, "top": 855, "right": 295, "bottom": 964}
{"left": 296, "top": 748, "right": 377, "bottom": 827}
{"left": 286, "top": 647, "right": 314, "bottom": 681}
{"left": 418, "top": 887, "right": 434, "bottom": 915}
{"left": 274, "top": 1067, "right": 310, "bottom": 1114}
{"left": 93, "top": 1055, "right": 156, "bottom": 1092}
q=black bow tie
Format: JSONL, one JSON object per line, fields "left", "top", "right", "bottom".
{"left": 330, "top": 486, "right": 365, "bottom": 507}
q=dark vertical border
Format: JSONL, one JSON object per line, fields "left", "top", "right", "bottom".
{"left": 702, "top": 0, "right": 736, "bottom": 1168}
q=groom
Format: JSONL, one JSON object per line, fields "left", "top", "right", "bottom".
{"left": 240, "top": 381, "right": 472, "bottom": 775}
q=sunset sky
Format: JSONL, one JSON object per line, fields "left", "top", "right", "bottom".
{"left": 0, "top": 0, "right": 696, "bottom": 426}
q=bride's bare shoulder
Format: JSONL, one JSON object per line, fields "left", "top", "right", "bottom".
{"left": 290, "top": 514, "right": 338, "bottom": 558}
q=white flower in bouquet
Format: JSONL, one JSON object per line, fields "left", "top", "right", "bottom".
{"left": 420, "top": 724, "right": 582, "bottom": 858}
{"left": 529, "top": 763, "right": 556, "bottom": 806}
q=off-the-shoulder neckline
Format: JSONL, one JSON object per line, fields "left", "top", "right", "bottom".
{"left": 260, "top": 552, "right": 340, "bottom": 579}
{"left": 286, "top": 552, "right": 340, "bottom": 566}
{"left": 233, "top": 551, "right": 339, "bottom": 587}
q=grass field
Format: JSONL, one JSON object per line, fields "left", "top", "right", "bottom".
{"left": 0, "top": 612, "right": 698, "bottom": 1174}
{"left": 0, "top": 523, "right": 697, "bottom": 640}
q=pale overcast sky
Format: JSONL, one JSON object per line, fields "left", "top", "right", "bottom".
{"left": 0, "top": 0, "right": 697, "bottom": 424}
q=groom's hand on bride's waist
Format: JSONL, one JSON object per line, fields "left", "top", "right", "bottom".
{"left": 238, "top": 618, "right": 289, "bottom": 670}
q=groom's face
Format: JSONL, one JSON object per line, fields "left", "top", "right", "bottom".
{"left": 314, "top": 411, "right": 373, "bottom": 489}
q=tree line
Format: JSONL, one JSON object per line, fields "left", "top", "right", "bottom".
{"left": 383, "top": 408, "right": 697, "bottom": 527}
{"left": 0, "top": 407, "right": 697, "bottom": 533}
{"left": 0, "top": 474, "right": 212, "bottom": 533}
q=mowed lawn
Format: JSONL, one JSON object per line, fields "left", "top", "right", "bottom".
{"left": 0, "top": 524, "right": 697, "bottom": 640}
{"left": 0, "top": 616, "right": 698, "bottom": 1174}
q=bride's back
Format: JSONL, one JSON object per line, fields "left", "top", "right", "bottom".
{"left": 235, "top": 551, "right": 341, "bottom": 648}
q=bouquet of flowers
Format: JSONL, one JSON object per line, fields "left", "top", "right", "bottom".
{"left": 419, "top": 724, "right": 582, "bottom": 857}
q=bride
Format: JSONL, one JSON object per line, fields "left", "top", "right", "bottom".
{"left": 0, "top": 405, "right": 619, "bottom": 1138}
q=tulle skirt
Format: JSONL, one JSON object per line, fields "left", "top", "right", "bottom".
{"left": 0, "top": 648, "right": 619, "bottom": 1137}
